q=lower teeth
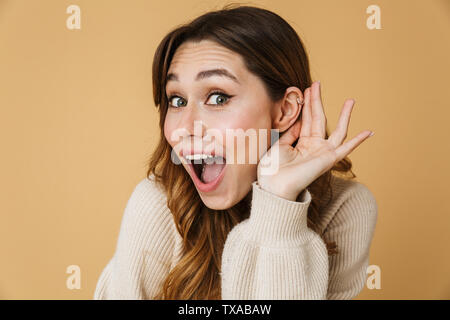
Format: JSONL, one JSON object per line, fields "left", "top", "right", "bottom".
{"left": 204, "top": 156, "right": 224, "bottom": 165}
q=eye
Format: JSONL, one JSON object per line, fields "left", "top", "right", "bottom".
{"left": 206, "top": 91, "right": 232, "bottom": 106}
{"left": 167, "top": 91, "right": 233, "bottom": 108}
{"left": 167, "top": 95, "right": 187, "bottom": 108}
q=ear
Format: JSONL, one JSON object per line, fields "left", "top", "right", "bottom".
{"left": 272, "top": 87, "right": 304, "bottom": 133}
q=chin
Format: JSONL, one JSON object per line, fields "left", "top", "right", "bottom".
{"left": 199, "top": 183, "right": 251, "bottom": 210}
{"left": 199, "top": 187, "right": 247, "bottom": 210}
{"left": 199, "top": 194, "right": 234, "bottom": 210}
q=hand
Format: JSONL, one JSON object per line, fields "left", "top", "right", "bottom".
{"left": 257, "top": 81, "right": 374, "bottom": 201}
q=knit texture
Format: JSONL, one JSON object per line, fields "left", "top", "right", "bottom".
{"left": 94, "top": 174, "right": 378, "bottom": 300}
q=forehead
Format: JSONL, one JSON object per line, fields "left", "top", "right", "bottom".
{"left": 167, "top": 39, "right": 247, "bottom": 82}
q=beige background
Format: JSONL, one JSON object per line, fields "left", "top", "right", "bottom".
{"left": 1, "top": 0, "right": 449, "bottom": 299}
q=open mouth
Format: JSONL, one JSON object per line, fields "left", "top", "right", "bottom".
{"left": 184, "top": 154, "right": 227, "bottom": 192}
{"left": 188, "top": 155, "right": 226, "bottom": 184}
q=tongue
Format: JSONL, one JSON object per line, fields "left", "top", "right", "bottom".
{"left": 201, "top": 163, "right": 225, "bottom": 184}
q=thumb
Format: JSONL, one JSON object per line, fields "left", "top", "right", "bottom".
{"left": 273, "top": 118, "right": 301, "bottom": 148}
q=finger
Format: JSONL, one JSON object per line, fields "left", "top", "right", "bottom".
{"left": 328, "top": 99, "right": 355, "bottom": 147}
{"left": 310, "top": 81, "right": 327, "bottom": 138}
{"left": 335, "top": 130, "right": 373, "bottom": 161}
{"left": 276, "top": 117, "right": 302, "bottom": 146}
{"left": 299, "top": 87, "right": 312, "bottom": 138}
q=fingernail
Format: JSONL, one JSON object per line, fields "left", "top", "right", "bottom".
{"left": 369, "top": 131, "right": 375, "bottom": 137}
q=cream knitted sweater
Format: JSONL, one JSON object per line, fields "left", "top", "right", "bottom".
{"left": 94, "top": 173, "right": 377, "bottom": 300}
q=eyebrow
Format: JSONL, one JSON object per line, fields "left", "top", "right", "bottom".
{"left": 166, "top": 68, "right": 240, "bottom": 84}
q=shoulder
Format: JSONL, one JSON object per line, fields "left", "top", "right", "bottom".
{"left": 127, "top": 175, "right": 167, "bottom": 209}
{"left": 330, "top": 174, "right": 377, "bottom": 207}
{"left": 317, "top": 174, "right": 378, "bottom": 234}
{"left": 117, "top": 174, "right": 175, "bottom": 249}
{"left": 96, "top": 176, "right": 177, "bottom": 299}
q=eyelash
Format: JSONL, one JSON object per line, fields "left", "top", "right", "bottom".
{"left": 167, "top": 90, "right": 233, "bottom": 108}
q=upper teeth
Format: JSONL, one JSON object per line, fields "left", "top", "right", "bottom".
{"left": 184, "top": 154, "right": 214, "bottom": 160}
{"left": 184, "top": 154, "right": 225, "bottom": 165}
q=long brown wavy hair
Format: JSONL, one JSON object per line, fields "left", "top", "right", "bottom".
{"left": 146, "top": 3, "right": 356, "bottom": 299}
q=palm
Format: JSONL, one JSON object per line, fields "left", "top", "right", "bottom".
{"left": 257, "top": 82, "right": 373, "bottom": 201}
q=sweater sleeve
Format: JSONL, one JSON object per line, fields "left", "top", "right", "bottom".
{"left": 221, "top": 181, "right": 329, "bottom": 299}
{"left": 322, "top": 182, "right": 378, "bottom": 299}
{"left": 93, "top": 177, "right": 175, "bottom": 300}
{"left": 221, "top": 179, "right": 378, "bottom": 300}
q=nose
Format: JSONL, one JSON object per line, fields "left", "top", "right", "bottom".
{"left": 178, "top": 104, "right": 207, "bottom": 139}
{"left": 175, "top": 104, "right": 210, "bottom": 152}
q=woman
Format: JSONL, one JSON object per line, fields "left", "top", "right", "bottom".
{"left": 94, "top": 4, "right": 377, "bottom": 300}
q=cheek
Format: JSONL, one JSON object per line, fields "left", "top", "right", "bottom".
{"left": 212, "top": 116, "right": 271, "bottom": 166}
{"left": 216, "top": 111, "right": 269, "bottom": 132}
{"left": 226, "top": 113, "right": 271, "bottom": 155}
{"left": 163, "top": 117, "right": 175, "bottom": 146}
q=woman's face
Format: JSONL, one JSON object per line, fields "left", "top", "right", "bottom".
{"left": 164, "top": 39, "right": 299, "bottom": 210}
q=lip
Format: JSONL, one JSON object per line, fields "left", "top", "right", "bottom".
{"left": 187, "top": 161, "right": 227, "bottom": 193}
